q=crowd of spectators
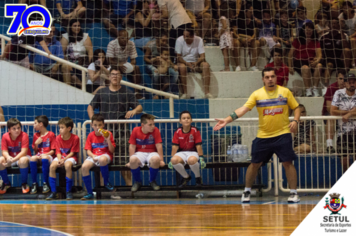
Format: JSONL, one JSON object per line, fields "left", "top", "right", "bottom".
{"left": 3, "top": 0, "right": 356, "bottom": 98}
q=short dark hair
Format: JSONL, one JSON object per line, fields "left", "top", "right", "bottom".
{"left": 298, "top": 104, "right": 306, "bottom": 109}
{"left": 110, "top": 65, "right": 120, "bottom": 74}
{"left": 263, "top": 10, "right": 271, "bottom": 16}
{"left": 35, "top": 115, "right": 49, "bottom": 128}
{"left": 141, "top": 114, "right": 155, "bottom": 124}
{"left": 155, "top": 30, "right": 168, "bottom": 38}
{"left": 184, "top": 28, "right": 195, "bottom": 37}
{"left": 337, "top": 69, "right": 347, "bottom": 77}
{"left": 160, "top": 46, "right": 169, "bottom": 55}
{"left": 280, "top": 10, "right": 288, "bottom": 17}
{"left": 272, "top": 47, "right": 283, "bottom": 56}
{"left": 297, "top": 6, "right": 307, "bottom": 14}
{"left": 179, "top": 110, "right": 192, "bottom": 120}
{"left": 91, "top": 114, "right": 105, "bottom": 123}
{"left": 58, "top": 117, "right": 74, "bottom": 131}
{"left": 262, "top": 67, "right": 275, "bottom": 77}
{"left": 7, "top": 118, "right": 21, "bottom": 130}
{"left": 118, "top": 29, "right": 128, "bottom": 37}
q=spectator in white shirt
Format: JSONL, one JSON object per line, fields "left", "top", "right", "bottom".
{"left": 176, "top": 28, "right": 213, "bottom": 99}
{"left": 107, "top": 30, "right": 143, "bottom": 99}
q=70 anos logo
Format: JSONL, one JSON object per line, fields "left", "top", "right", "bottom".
{"left": 5, "top": 4, "right": 52, "bottom": 36}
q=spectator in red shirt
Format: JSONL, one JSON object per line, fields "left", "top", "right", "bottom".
{"left": 265, "top": 47, "right": 289, "bottom": 87}
{"left": 289, "top": 22, "right": 323, "bottom": 97}
{"left": 321, "top": 70, "right": 346, "bottom": 153}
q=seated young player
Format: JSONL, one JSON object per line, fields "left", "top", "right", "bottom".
{"left": 129, "top": 114, "right": 165, "bottom": 192}
{"left": 30, "top": 115, "right": 57, "bottom": 194}
{"left": 81, "top": 114, "right": 116, "bottom": 200}
{"left": 46, "top": 117, "right": 80, "bottom": 200}
{"left": 170, "top": 111, "right": 203, "bottom": 187}
{"left": 0, "top": 118, "right": 32, "bottom": 194}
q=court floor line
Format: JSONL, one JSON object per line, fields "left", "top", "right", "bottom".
{"left": 17, "top": 225, "right": 297, "bottom": 229}
{"left": 262, "top": 201, "right": 275, "bottom": 204}
{"left": 0, "top": 221, "right": 73, "bottom": 236}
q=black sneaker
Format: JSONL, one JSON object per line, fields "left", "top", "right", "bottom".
{"left": 46, "top": 192, "right": 58, "bottom": 200}
{"left": 179, "top": 175, "right": 192, "bottom": 188}
{"left": 326, "top": 146, "right": 336, "bottom": 154}
{"left": 131, "top": 182, "right": 142, "bottom": 192}
{"left": 42, "top": 182, "right": 50, "bottom": 193}
{"left": 150, "top": 180, "right": 160, "bottom": 191}
{"left": 241, "top": 191, "right": 251, "bottom": 203}
{"left": 195, "top": 177, "right": 202, "bottom": 187}
{"left": 66, "top": 192, "right": 73, "bottom": 200}
{"left": 30, "top": 183, "right": 37, "bottom": 194}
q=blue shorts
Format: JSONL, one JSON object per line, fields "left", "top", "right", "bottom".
{"left": 251, "top": 133, "right": 297, "bottom": 163}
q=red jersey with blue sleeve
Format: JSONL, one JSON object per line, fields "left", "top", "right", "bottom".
{"left": 1, "top": 131, "right": 32, "bottom": 157}
{"left": 172, "top": 126, "right": 202, "bottom": 152}
{"left": 55, "top": 134, "right": 80, "bottom": 162}
{"left": 32, "top": 131, "right": 56, "bottom": 155}
{"left": 129, "top": 127, "right": 162, "bottom": 152}
{"left": 85, "top": 131, "right": 116, "bottom": 161}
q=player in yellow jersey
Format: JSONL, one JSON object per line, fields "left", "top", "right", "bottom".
{"left": 214, "top": 67, "right": 301, "bottom": 203}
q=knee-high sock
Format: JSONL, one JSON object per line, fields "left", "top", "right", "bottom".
{"left": 41, "top": 159, "right": 49, "bottom": 184}
{"left": 189, "top": 162, "right": 200, "bottom": 177}
{"left": 173, "top": 163, "right": 189, "bottom": 178}
{"left": 131, "top": 167, "right": 141, "bottom": 183}
{"left": 66, "top": 177, "right": 73, "bottom": 192}
{"left": 100, "top": 165, "right": 109, "bottom": 185}
{"left": 149, "top": 167, "right": 159, "bottom": 182}
{"left": 49, "top": 176, "right": 56, "bottom": 193}
{"left": 0, "top": 169, "right": 10, "bottom": 185}
{"left": 82, "top": 175, "right": 93, "bottom": 194}
{"left": 20, "top": 167, "right": 29, "bottom": 184}
{"left": 30, "top": 161, "right": 38, "bottom": 184}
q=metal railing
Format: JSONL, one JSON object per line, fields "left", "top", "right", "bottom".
{"left": 0, "top": 34, "right": 178, "bottom": 118}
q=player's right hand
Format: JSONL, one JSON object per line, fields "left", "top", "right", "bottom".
{"left": 213, "top": 119, "right": 227, "bottom": 131}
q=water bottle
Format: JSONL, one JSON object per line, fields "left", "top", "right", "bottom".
{"left": 227, "top": 146, "right": 232, "bottom": 162}
{"left": 241, "top": 145, "right": 248, "bottom": 161}
{"left": 232, "top": 144, "right": 239, "bottom": 162}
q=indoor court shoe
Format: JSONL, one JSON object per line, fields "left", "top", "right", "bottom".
{"left": 104, "top": 182, "right": 115, "bottom": 191}
{"left": 22, "top": 184, "right": 30, "bottom": 194}
{"left": 305, "top": 88, "right": 312, "bottom": 97}
{"left": 81, "top": 193, "right": 94, "bottom": 200}
{"left": 179, "top": 175, "right": 192, "bottom": 188}
{"left": 131, "top": 182, "right": 142, "bottom": 192}
{"left": 195, "top": 177, "right": 202, "bottom": 187}
{"left": 46, "top": 192, "right": 58, "bottom": 200}
{"left": 42, "top": 182, "right": 50, "bottom": 193}
{"left": 288, "top": 193, "right": 300, "bottom": 203}
{"left": 0, "top": 183, "right": 11, "bottom": 194}
{"left": 150, "top": 181, "right": 160, "bottom": 191}
{"left": 241, "top": 191, "right": 251, "bottom": 203}
{"left": 66, "top": 192, "right": 73, "bottom": 200}
{"left": 326, "top": 146, "right": 336, "bottom": 154}
{"left": 312, "top": 88, "right": 320, "bottom": 97}
{"left": 30, "top": 183, "right": 37, "bottom": 194}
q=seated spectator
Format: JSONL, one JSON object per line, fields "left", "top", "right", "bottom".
{"left": 151, "top": 47, "right": 178, "bottom": 98}
{"left": 252, "top": 0, "right": 271, "bottom": 20}
{"left": 316, "top": 13, "right": 330, "bottom": 40}
{"left": 265, "top": 47, "right": 289, "bottom": 87}
{"left": 219, "top": 9, "right": 240, "bottom": 71}
{"left": 132, "top": 0, "right": 154, "bottom": 49}
{"left": 0, "top": 106, "right": 4, "bottom": 122}
{"left": 0, "top": 35, "right": 51, "bottom": 69}
{"left": 295, "top": 6, "right": 312, "bottom": 36}
{"left": 102, "top": 0, "right": 137, "bottom": 38}
{"left": 182, "top": 0, "right": 212, "bottom": 40}
{"left": 176, "top": 29, "right": 213, "bottom": 99}
{"left": 87, "top": 49, "right": 111, "bottom": 94}
{"left": 315, "top": 0, "right": 340, "bottom": 20}
{"left": 237, "top": 4, "right": 260, "bottom": 71}
{"left": 259, "top": 10, "right": 281, "bottom": 60}
{"left": 61, "top": 19, "right": 93, "bottom": 88}
{"left": 331, "top": 73, "right": 356, "bottom": 172}
{"left": 293, "top": 104, "right": 316, "bottom": 153}
{"left": 274, "top": 0, "right": 300, "bottom": 21}
{"left": 56, "top": 0, "right": 86, "bottom": 26}
{"left": 321, "top": 70, "right": 346, "bottom": 154}
{"left": 276, "top": 10, "right": 293, "bottom": 64}
{"left": 29, "top": 25, "right": 64, "bottom": 79}
{"left": 145, "top": 31, "right": 179, "bottom": 95}
{"left": 158, "top": 0, "right": 192, "bottom": 62}
{"left": 320, "top": 18, "right": 351, "bottom": 95}
{"left": 107, "top": 30, "right": 143, "bottom": 99}
{"left": 215, "top": 0, "right": 239, "bottom": 19}
{"left": 339, "top": 1, "right": 356, "bottom": 67}
{"left": 289, "top": 22, "right": 322, "bottom": 97}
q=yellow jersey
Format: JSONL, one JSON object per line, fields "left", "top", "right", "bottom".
{"left": 244, "top": 85, "right": 299, "bottom": 138}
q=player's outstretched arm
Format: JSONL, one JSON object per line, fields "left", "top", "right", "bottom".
{"left": 213, "top": 106, "right": 250, "bottom": 131}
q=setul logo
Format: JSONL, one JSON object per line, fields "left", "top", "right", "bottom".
{"left": 263, "top": 108, "right": 283, "bottom": 116}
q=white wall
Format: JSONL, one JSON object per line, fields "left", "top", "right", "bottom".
{"left": 0, "top": 61, "right": 93, "bottom": 106}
